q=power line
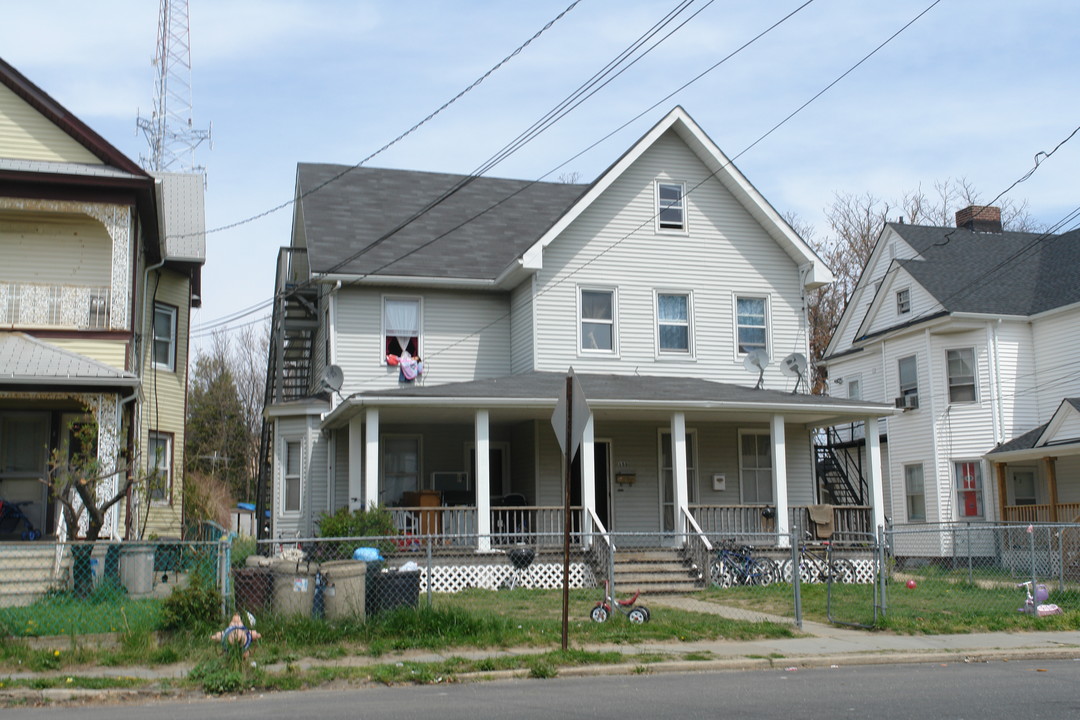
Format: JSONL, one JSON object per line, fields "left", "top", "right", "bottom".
{"left": 172, "top": 0, "right": 583, "bottom": 243}
{"left": 195, "top": 0, "right": 814, "bottom": 337}
{"left": 332, "top": 0, "right": 939, "bottom": 389}
{"left": 194, "top": 0, "right": 715, "bottom": 335}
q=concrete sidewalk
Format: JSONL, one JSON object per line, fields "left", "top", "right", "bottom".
{"left": 4, "top": 596, "right": 1080, "bottom": 704}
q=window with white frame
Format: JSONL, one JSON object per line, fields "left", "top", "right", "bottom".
{"left": 898, "top": 355, "right": 919, "bottom": 408}
{"left": 660, "top": 430, "right": 697, "bottom": 532}
{"left": 947, "top": 347, "right": 976, "bottom": 403}
{"left": 954, "top": 460, "right": 983, "bottom": 519}
{"left": 736, "top": 296, "right": 767, "bottom": 354}
{"left": 580, "top": 288, "right": 615, "bottom": 352}
{"left": 656, "top": 182, "right": 685, "bottom": 231}
{"left": 904, "top": 464, "right": 925, "bottom": 521}
{"left": 383, "top": 297, "right": 421, "bottom": 360}
{"left": 896, "top": 288, "right": 911, "bottom": 315}
{"left": 656, "top": 292, "right": 691, "bottom": 354}
{"left": 152, "top": 303, "right": 177, "bottom": 371}
{"left": 283, "top": 439, "right": 302, "bottom": 513}
{"left": 739, "top": 430, "right": 773, "bottom": 504}
{"left": 147, "top": 432, "right": 172, "bottom": 504}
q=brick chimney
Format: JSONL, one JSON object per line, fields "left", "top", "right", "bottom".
{"left": 955, "top": 205, "right": 1002, "bottom": 233}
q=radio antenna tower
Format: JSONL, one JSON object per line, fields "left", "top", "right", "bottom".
{"left": 137, "top": 0, "right": 211, "bottom": 173}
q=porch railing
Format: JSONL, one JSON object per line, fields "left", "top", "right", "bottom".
{"left": 389, "top": 505, "right": 583, "bottom": 548}
{"left": 0, "top": 281, "right": 110, "bottom": 329}
{"left": 1002, "top": 503, "right": 1080, "bottom": 524}
{"left": 690, "top": 504, "right": 873, "bottom": 544}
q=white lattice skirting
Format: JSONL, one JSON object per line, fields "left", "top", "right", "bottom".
{"left": 420, "top": 562, "right": 597, "bottom": 593}
{"left": 776, "top": 558, "right": 876, "bottom": 584}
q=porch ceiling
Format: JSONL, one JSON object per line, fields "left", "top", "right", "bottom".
{"left": 321, "top": 371, "right": 894, "bottom": 429}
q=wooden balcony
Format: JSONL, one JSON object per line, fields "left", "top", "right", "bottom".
{"left": 1001, "top": 503, "right": 1080, "bottom": 524}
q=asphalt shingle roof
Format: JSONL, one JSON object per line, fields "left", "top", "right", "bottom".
{"left": 0, "top": 332, "right": 138, "bottom": 386}
{"left": 357, "top": 370, "right": 885, "bottom": 409}
{"left": 889, "top": 223, "right": 1080, "bottom": 315}
{"left": 296, "top": 165, "right": 589, "bottom": 280}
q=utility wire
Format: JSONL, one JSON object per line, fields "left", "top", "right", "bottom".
{"left": 194, "top": 0, "right": 711, "bottom": 335}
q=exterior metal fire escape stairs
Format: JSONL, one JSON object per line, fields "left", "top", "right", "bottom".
{"left": 254, "top": 248, "right": 319, "bottom": 538}
{"left": 815, "top": 426, "right": 869, "bottom": 506}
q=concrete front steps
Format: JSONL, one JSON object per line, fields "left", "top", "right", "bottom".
{"left": 612, "top": 548, "right": 704, "bottom": 595}
{"left": 0, "top": 542, "right": 63, "bottom": 608}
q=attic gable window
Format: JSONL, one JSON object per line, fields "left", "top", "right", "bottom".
{"left": 656, "top": 182, "right": 685, "bottom": 232}
{"left": 896, "top": 288, "right": 911, "bottom": 315}
{"left": 383, "top": 297, "right": 421, "bottom": 360}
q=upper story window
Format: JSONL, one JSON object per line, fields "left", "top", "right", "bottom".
{"left": 898, "top": 355, "right": 919, "bottom": 409}
{"left": 947, "top": 348, "right": 976, "bottom": 403}
{"left": 656, "top": 292, "right": 691, "bottom": 355}
{"left": 148, "top": 431, "right": 173, "bottom": 505}
{"left": 152, "top": 303, "right": 177, "bottom": 372}
{"left": 735, "top": 296, "right": 768, "bottom": 354}
{"left": 656, "top": 182, "right": 686, "bottom": 232}
{"left": 896, "top": 288, "right": 911, "bottom": 315}
{"left": 580, "top": 288, "right": 616, "bottom": 353}
{"left": 847, "top": 378, "right": 861, "bottom": 400}
{"left": 383, "top": 297, "right": 421, "bottom": 360}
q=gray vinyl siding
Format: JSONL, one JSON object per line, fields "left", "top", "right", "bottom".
{"left": 532, "top": 131, "right": 807, "bottom": 390}
{"left": 273, "top": 414, "right": 325, "bottom": 538}
{"left": 866, "top": 268, "right": 941, "bottom": 337}
{"left": 510, "top": 278, "right": 535, "bottom": 373}
{"left": 334, "top": 286, "right": 511, "bottom": 394}
{"left": 333, "top": 427, "right": 349, "bottom": 513}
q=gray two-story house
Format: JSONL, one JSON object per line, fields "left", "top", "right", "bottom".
{"left": 258, "top": 107, "right": 892, "bottom": 557}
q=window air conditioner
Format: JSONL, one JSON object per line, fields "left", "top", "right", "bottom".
{"left": 894, "top": 395, "right": 919, "bottom": 410}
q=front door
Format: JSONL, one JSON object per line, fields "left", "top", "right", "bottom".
{"left": 0, "top": 412, "right": 50, "bottom": 536}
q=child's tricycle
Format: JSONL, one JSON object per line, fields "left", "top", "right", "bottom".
{"left": 589, "top": 580, "right": 650, "bottom": 624}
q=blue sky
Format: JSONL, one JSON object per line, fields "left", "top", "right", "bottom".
{"left": 2, "top": 1, "right": 1077, "bottom": 344}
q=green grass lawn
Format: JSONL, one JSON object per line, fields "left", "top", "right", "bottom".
{"left": 696, "top": 577, "right": 1080, "bottom": 634}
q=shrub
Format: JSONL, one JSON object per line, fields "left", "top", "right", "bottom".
{"left": 316, "top": 505, "right": 398, "bottom": 557}
{"left": 231, "top": 535, "right": 258, "bottom": 567}
{"left": 161, "top": 579, "right": 223, "bottom": 632}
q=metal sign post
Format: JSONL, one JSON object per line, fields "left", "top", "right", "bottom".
{"left": 550, "top": 368, "right": 589, "bottom": 652}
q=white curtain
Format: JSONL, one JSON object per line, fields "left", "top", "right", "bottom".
{"left": 384, "top": 299, "right": 418, "bottom": 353}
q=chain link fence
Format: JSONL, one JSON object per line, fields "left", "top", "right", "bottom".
{"left": 0, "top": 540, "right": 227, "bottom": 638}
{"left": 5, "top": 522, "right": 1077, "bottom": 639}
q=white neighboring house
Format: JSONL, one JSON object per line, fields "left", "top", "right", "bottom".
{"left": 257, "top": 107, "right": 893, "bottom": 551}
{"left": 821, "top": 205, "right": 1080, "bottom": 552}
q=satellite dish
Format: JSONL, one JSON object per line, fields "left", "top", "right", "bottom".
{"left": 781, "top": 352, "right": 808, "bottom": 394}
{"left": 321, "top": 364, "right": 344, "bottom": 393}
{"left": 742, "top": 349, "right": 770, "bottom": 390}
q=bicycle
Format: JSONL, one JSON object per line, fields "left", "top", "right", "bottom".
{"left": 710, "top": 539, "right": 780, "bottom": 588}
{"left": 796, "top": 534, "right": 857, "bottom": 584}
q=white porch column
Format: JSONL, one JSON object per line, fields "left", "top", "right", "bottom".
{"left": 475, "top": 410, "right": 492, "bottom": 552}
{"left": 671, "top": 412, "right": 689, "bottom": 536}
{"left": 866, "top": 416, "right": 886, "bottom": 533}
{"left": 348, "top": 417, "right": 364, "bottom": 511}
{"left": 364, "top": 408, "right": 379, "bottom": 509}
{"left": 581, "top": 414, "right": 595, "bottom": 546}
{"left": 771, "top": 414, "right": 790, "bottom": 547}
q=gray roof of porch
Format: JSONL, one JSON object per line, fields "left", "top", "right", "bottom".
{"left": 323, "top": 371, "right": 894, "bottom": 427}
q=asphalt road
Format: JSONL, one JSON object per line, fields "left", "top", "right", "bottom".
{"left": 8, "top": 659, "right": 1080, "bottom": 720}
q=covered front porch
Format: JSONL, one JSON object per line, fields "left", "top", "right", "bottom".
{"left": 314, "top": 372, "right": 891, "bottom": 550}
{"left": 987, "top": 399, "right": 1080, "bottom": 525}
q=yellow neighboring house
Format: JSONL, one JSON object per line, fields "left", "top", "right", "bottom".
{"left": 0, "top": 57, "right": 205, "bottom": 541}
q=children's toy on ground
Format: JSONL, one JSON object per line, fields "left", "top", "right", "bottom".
{"left": 212, "top": 613, "right": 262, "bottom": 656}
{"left": 590, "top": 580, "right": 650, "bottom": 624}
{"left": 1017, "top": 581, "right": 1062, "bottom": 617}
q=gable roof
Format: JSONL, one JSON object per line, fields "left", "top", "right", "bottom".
{"left": 0, "top": 332, "right": 138, "bottom": 388}
{"left": 889, "top": 223, "right": 1080, "bottom": 316}
{"left": 295, "top": 164, "right": 587, "bottom": 282}
{"left": 0, "top": 57, "right": 145, "bottom": 174}
{"left": 987, "top": 398, "right": 1080, "bottom": 459}
{"left": 522, "top": 106, "right": 833, "bottom": 288}
{"left": 294, "top": 107, "right": 832, "bottom": 289}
